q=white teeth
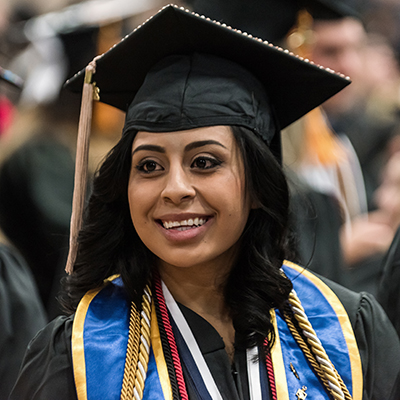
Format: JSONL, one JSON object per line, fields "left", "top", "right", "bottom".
{"left": 162, "top": 218, "right": 207, "bottom": 230}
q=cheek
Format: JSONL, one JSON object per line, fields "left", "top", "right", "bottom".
{"left": 205, "top": 173, "right": 245, "bottom": 205}
{"left": 128, "top": 181, "right": 156, "bottom": 228}
{"left": 216, "top": 176, "right": 250, "bottom": 225}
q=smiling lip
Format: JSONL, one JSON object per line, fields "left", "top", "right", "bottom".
{"left": 156, "top": 214, "right": 212, "bottom": 241}
{"left": 162, "top": 217, "right": 208, "bottom": 230}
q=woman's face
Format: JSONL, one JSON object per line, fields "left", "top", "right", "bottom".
{"left": 128, "top": 126, "right": 251, "bottom": 271}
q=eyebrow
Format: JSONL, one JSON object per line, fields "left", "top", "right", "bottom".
{"left": 132, "top": 144, "right": 166, "bottom": 156}
{"left": 132, "top": 140, "right": 227, "bottom": 155}
{"left": 184, "top": 140, "right": 227, "bottom": 152}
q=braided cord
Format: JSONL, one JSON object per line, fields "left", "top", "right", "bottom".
{"left": 263, "top": 339, "right": 277, "bottom": 400}
{"left": 153, "top": 289, "right": 182, "bottom": 400}
{"left": 154, "top": 276, "right": 189, "bottom": 400}
{"left": 283, "top": 306, "right": 335, "bottom": 397}
{"left": 120, "top": 302, "right": 141, "bottom": 399}
{"left": 287, "top": 290, "right": 353, "bottom": 400}
{"left": 120, "top": 285, "right": 152, "bottom": 400}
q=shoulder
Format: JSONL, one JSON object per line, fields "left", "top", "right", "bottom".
{"left": 27, "top": 314, "right": 74, "bottom": 353}
{"left": 321, "top": 274, "right": 400, "bottom": 399}
{"left": 283, "top": 261, "right": 362, "bottom": 324}
{"left": 285, "top": 262, "right": 400, "bottom": 399}
{"left": 10, "top": 315, "right": 77, "bottom": 400}
{"left": 317, "top": 271, "right": 398, "bottom": 336}
{"left": 316, "top": 273, "right": 367, "bottom": 326}
{"left": 283, "top": 261, "right": 393, "bottom": 329}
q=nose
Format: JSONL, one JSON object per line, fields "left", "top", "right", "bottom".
{"left": 161, "top": 164, "right": 196, "bottom": 204}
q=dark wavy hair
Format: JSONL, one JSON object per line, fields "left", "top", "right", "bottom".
{"left": 60, "top": 125, "right": 293, "bottom": 349}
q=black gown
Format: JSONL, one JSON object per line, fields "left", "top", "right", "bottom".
{"left": 0, "top": 244, "right": 47, "bottom": 400}
{"left": 10, "top": 274, "right": 400, "bottom": 400}
{"left": 289, "top": 179, "right": 385, "bottom": 298}
{"left": 377, "top": 227, "right": 400, "bottom": 400}
{"left": 378, "top": 226, "right": 400, "bottom": 338}
{"left": 0, "top": 136, "right": 75, "bottom": 319}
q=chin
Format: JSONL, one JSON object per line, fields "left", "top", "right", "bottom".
{"left": 157, "top": 257, "right": 201, "bottom": 269}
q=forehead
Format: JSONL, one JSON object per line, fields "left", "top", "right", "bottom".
{"left": 313, "top": 18, "right": 366, "bottom": 47}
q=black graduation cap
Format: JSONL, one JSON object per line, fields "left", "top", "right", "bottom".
{"left": 184, "top": 0, "right": 299, "bottom": 44}
{"left": 183, "top": 0, "right": 359, "bottom": 44}
{"left": 304, "top": 0, "right": 360, "bottom": 21}
{"left": 65, "top": 4, "right": 350, "bottom": 135}
{"left": 64, "top": 4, "right": 350, "bottom": 273}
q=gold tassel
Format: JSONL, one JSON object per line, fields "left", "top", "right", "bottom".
{"left": 303, "top": 108, "right": 346, "bottom": 165}
{"left": 65, "top": 60, "right": 99, "bottom": 274}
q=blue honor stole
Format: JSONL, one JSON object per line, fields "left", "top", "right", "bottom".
{"left": 274, "top": 262, "right": 363, "bottom": 399}
{"left": 71, "top": 276, "right": 172, "bottom": 400}
{"left": 71, "top": 263, "right": 363, "bottom": 400}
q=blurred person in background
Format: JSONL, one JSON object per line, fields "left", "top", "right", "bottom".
{"left": 287, "top": 8, "right": 399, "bottom": 296}
{"left": 0, "top": 242, "right": 47, "bottom": 400}
{"left": 310, "top": 14, "right": 400, "bottom": 208}
{"left": 362, "top": 0, "right": 400, "bottom": 62}
{"left": 0, "top": 66, "right": 47, "bottom": 400}
{"left": 0, "top": 2, "right": 35, "bottom": 137}
{"left": 0, "top": 67, "right": 21, "bottom": 136}
{"left": 0, "top": 22, "right": 102, "bottom": 319}
{"left": 375, "top": 150, "right": 400, "bottom": 338}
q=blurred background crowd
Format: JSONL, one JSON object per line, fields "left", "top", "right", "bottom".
{"left": 1, "top": 0, "right": 400, "bottom": 397}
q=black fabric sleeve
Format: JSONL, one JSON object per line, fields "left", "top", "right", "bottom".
{"left": 9, "top": 315, "right": 77, "bottom": 400}
{"left": 319, "top": 275, "right": 400, "bottom": 400}
{"left": 0, "top": 244, "right": 47, "bottom": 400}
{"left": 354, "top": 292, "right": 400, "bottom": 400}
{"left": 377, "top": 226, "right": 400, "bottom": 337}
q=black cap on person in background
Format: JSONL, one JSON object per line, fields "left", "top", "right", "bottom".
{"left": 184, "top": 0, "right": 360, "bottom": 44}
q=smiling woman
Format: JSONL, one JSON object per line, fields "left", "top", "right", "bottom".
{"left": 10, "top": 5, "right": 400, "bottom": 400}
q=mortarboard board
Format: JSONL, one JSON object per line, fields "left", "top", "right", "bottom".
{"left": 64, "top": 4, "right": 350, "bottom": 273}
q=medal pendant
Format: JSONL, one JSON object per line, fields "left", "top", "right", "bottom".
{"left": 296, "top": 386, "right": 307, "bottom": 399}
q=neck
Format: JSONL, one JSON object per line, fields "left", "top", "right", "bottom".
{"left": 158, "top": 261, "right": 230, "bottom": 319}
{"left": 158, "top": 260, "right": 236, "bottom": 359}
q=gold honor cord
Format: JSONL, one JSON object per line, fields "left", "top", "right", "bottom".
{"left": 287, "top": 290, "right": 352, "bottom": 400}
{"left": 121, "top": 285, "right": 152, "bottom": 400}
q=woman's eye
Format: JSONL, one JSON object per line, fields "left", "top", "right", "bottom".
{"left": 191, "top": 156, "right": 222, "bottom": 170}
{"left": 136, "top": 160, "right": 162, "bottom": 173}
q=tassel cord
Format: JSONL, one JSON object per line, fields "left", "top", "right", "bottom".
{"left": 66, "top": 62, "right": 98, "bottom": 274}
